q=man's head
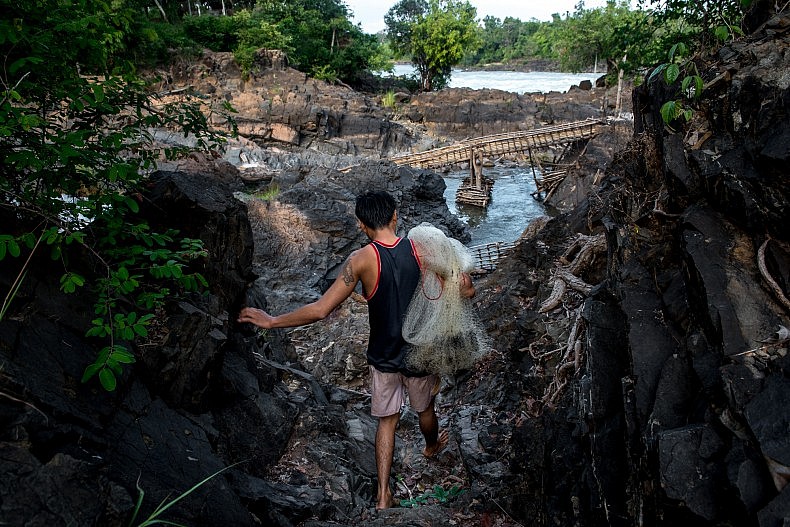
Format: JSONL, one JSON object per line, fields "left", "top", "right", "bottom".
{"left": 355, "top": 191, "right": 397, "bottom": 230}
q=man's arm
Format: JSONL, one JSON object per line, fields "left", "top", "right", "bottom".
{"left": 238, "top": 249, "right": 368, "bottom": 330}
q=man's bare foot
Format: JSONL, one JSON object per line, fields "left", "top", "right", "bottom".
{"left": 375, "top": 493, "right": 397, "bottom": 510}
{"left": 423, "top": 429, "right": 449, "bottom": 458}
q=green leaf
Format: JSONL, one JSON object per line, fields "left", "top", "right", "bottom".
{"left": 65, "top": 231, "right": 86, "bottom": 245}
{"left": 106, "top": 359, "right": 124, "bottom": 376}
{"left": 86, "top": 325, "right": 107, "bottom": 337}
{"left": 7, "top": 239, "right": 20, "bottom": 257}
{"left": 694, "top": 76, "right": 704, "bottom": 98}
{"left": 714, "top": 25, "right": 730, "bottom": 41}
{"left": 665, "top": 64, "right": 681, "bottom": 84}
{"left": 92, "top": 84, "right": 105, "bottom": 103}
{"left": 668, "top": 42, "right": 687, "bottom": 61}
{"left": 111, "top": 348, "right": 136, "bottom": 364}
{"left": 21, "top": 232, "right": 36, "bottom": 249}
{"left": 668, "top": 43, "right": 680, "bottom": 61}
{"left": 99, "top": 368, "right": 117, "bottom": 391}
{"left": 81, "top": 363, "right": 103, "bottom": 383}
{"left": 660, "top": 100, "right": 679, "bottom": 124}
{"left": 648, "top": 64, "right": 667, "bottom": 82}
{"left": 681, "top": 76, "right": 692, "bottom": 93}
{"left": 60, "top": 273, "right": 75, "bottom": 293}
{"left": 125, "top": 196, "right": 140, "bottom": 213}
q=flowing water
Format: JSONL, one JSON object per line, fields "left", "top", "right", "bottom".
{"left": 389, "top": 64, "right": 600, "bottom": 94}
{"left": 442, "top": 166, "right": 546, "bottom": 246}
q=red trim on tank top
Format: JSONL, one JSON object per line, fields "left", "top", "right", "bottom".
{"left": 373, "top": 237, "right": 401, "bottom": 248}
{"left": 409, "top": 238, "right": 422, "bottom": 269}
{"left": 366, "top": 243, "right": 382, "bottom": 300}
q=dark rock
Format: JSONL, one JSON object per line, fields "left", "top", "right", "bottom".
{"left": 757, "top": 484, "right": 790, "bottom": 527}
{"left": 726, "top": 438, "right": 776, "bottom": 513}
{"left": 658, "top": 424, "right": 730, "bottom": 521}
{"left": 0, "top": 444, "right": 132, "bottom": 526}
{"left": 745, "top": 376, "right": 790, "bottom": 466}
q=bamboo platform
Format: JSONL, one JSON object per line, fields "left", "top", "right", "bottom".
{"left": 469, "top": 241, "right": 516, "bottom": 273}
{"left": 456, "top": 176, "right": 493, "bottom": 207}
{"left": 391, "top": 118, "right": 607, "bottom": 169}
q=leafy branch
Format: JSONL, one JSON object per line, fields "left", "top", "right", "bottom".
{"left": 648, "top": 42, "right": 703, "bottom": 127}
{"left": 647, "top": 0, "right": 754, "bottom": 128}
{"left": 1, "top": 0, "right": 234, "bottom": 392}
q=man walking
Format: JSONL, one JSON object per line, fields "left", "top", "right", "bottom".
{"left": 238, "top": 190, "right": 474, "bottom": 510}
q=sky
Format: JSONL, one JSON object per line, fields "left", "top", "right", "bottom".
{"left": 344, "top": 0, "right": 615, "bottom": 34}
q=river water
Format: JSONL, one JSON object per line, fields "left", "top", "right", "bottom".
{"left": 443, "top": 166, "right": 544, "bottom": 247}
{"left": 389, "top": 66, "right": 598, "bottom": 245}
{"left": 389, "top": 64, "right": 600, "bottom": 94}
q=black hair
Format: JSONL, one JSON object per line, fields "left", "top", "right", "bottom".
{"left": 355, "top": 191, "right": 397, "bottom": 229}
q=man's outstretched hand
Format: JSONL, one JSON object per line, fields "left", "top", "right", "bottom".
{"left": 237, "top": 307, "right": 274, "bottom": 329}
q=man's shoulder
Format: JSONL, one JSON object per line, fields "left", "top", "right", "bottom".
{"left": 351, "top": 243, "right": 378, "bottom": 266}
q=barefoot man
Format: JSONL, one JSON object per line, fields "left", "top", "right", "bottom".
{"left": 238, "top": 190, "right": 475, "bottom": 510}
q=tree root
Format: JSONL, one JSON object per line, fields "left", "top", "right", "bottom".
{"left": 539, "top": 233, "right": 605, "bottom": 312}
{"left": 538, "top": 278, "right": 566, "bottom": 313}
{"left": 539, "top": 310, "right": 586, "bottom": 409}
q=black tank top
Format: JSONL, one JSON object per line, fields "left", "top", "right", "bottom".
{"left": 365, "top": 238, "right": 421, "bottom": 373}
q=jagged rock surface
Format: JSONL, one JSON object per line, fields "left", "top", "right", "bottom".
{"left": 470, "top": 8, "right": 790, "bottom": 526}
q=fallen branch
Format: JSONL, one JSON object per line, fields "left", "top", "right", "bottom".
{"left": 0, "top": 391, "right": 49, "bottom": 424}
{"left": 757, "top": 236, "right": 790, "bottom": 311}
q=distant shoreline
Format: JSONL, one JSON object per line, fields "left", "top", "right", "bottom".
{"left": 392, "top": 60, "right": 607, "bottom": 76}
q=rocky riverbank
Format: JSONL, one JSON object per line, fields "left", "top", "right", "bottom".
{"left": 1, "top": 5, "right": 789, "bottom": 527}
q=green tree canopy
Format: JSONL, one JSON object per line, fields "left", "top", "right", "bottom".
{"left": 551, "top": 1, "right": 655, "bottom": 74}
{"left": 385, "top": 0, "right": 480, "bottom": 91}
{"left": 182, "top": 0, "right": 380, "bottom": 83}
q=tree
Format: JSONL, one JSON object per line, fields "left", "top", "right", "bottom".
{"left": 551, "top": 1, "right": 653, "bottom": 74}
{"left": 385, "top": 0, "right": 479, "bottom": 91}
{"left": 183, "top": 0, "right": 381, "bottom": 84}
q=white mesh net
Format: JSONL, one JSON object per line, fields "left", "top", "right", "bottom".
{"left": 402, "top": 223, "right": 491, "bottom": 375}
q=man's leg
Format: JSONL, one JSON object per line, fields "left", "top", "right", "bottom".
{"left": 418, "top": 400, "right": 448, "bottom": 458}
{"left": 406, "top": 375, "right": 449, "bottom": 458}
{"left": 375, "top": 412, "right": 400, "bottom": 510}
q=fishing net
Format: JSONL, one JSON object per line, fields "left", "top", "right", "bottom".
{"left": 402, "top": 223, "right": 490, "bottom": 375}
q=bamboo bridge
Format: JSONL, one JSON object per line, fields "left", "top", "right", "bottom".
{"left": 391, "top": 117, "right": 608, "bottom": 207}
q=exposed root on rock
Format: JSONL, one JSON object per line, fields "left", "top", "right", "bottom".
{"left": 539, "top": 233, "right": 605, "bottom": 313}
{"left": 539, "top": 309, "right": 586, "bottom": 409}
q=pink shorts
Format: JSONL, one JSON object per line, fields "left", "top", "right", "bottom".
{"left": 369, "top": 366, "right": 440, "bottom": 417}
